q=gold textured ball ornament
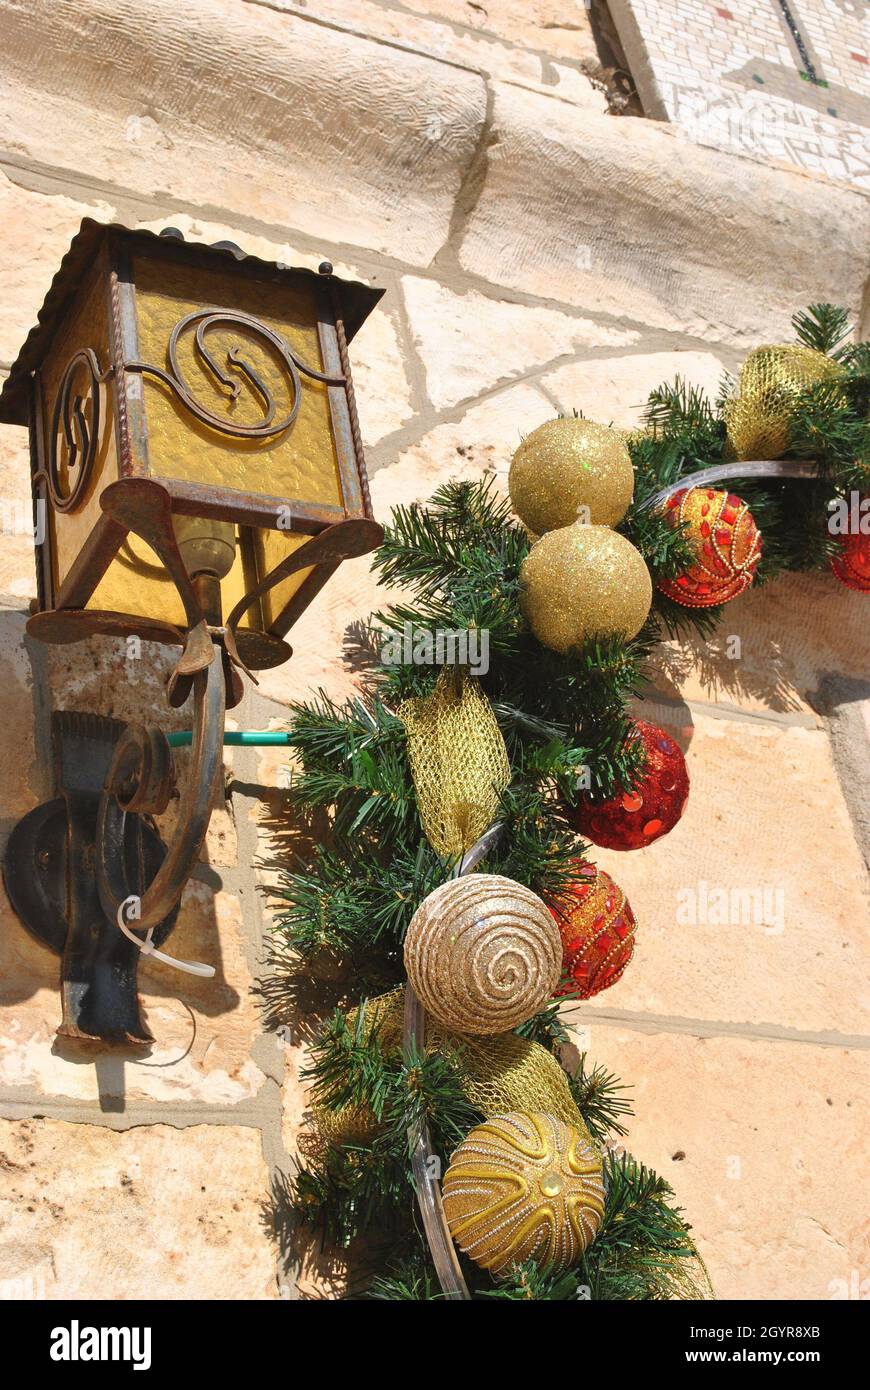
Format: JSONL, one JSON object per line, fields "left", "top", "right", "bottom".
{"left": 724, "top": 344, "right": 844, "bottom": 460}
{"left": 403, "top": 875, "right": 562, "bottom": 1035}
{"left": 442, "top": 1112, "right": 605, "bottom": 1274}
{"left": 520, "top": 523, "right": 652, "bottom": 653}
{"left": 509, "top": 418, "right": 635, "bottom": 534}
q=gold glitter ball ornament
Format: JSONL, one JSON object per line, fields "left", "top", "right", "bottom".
{"left": 442, "top": 1111, "right": 605, "bottom": 1274}
{"left": 724, "top": 344, "right": 844, "bottom": 460}
{"left": 403, "top": 875, "right": 562, "bottom": 1035}
{"left": 509, "top": 417, "right": 635, "bottom": 534}
{"left": 520, "top": 523, "right": 652, "bottom": 653}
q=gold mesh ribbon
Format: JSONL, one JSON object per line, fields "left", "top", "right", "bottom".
{"left": 314, "top": 989, "right": 585, "bottom": 1146}
{"left": 724, "top": 344, "right": 844, "bottom": 460}
{"left": 397, "top": 668, "right": 511, "bottom": 859}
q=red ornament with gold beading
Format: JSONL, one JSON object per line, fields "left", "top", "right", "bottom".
{"left": 657, "top": 486, "right": 761, "bottom": 608}
{"left": 831, "top": 500, "right": 870, "bottom": 594}
{"left": 551, "top": 861, "right": 637, "bottom": 999}
{"left": 566, "top": 720, "right": 689, "bottom": 850}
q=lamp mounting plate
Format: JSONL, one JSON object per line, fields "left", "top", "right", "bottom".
{"left": 2, "top": 713, "right": 179, "bottom": 1044}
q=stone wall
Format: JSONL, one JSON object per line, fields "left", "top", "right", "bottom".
{"left": 0, "top": 0, "right": 868, "bottom": 1301}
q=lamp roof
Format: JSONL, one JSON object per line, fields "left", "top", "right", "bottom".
{"left": 0, "top": 219, "right": 384, "bottom": 425}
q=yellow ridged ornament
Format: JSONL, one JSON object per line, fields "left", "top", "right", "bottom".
{"left": 724, "top": 344, "right": 844, "bottom": 460}
{"left": 403, "top": 875, "right": 561, "bottom": 1035}
{"left": 520, "top": 522, "right": 651, "bottom": 654}
{"left": 442, "top": 1111, "right": 605, "bottom": 1274}
{"left": 509, "top": 417, "right": 634, "bottom": 534}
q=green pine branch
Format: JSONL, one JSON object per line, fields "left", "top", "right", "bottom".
{"left": 568, "top": 1054, "right": 634, "bottom": 1142}
{"left": 792, "top": 302, "right": 852, "bottom": 358}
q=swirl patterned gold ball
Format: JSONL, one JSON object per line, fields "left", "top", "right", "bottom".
{"left": 403, "top": 875, "right": 561, "bottom": 1035}
{"left": 520, "top": 523, "right": 652, "bottom": 653}
{"left": 509, "top": 417, "right": 634, "bottom": 534}
{"left": 442, "top": 1111, "right": 605, "bottom": 1274}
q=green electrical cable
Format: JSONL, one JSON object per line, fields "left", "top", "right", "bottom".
{"left": 166, "top": 730, "right": 292, "bottom": 748}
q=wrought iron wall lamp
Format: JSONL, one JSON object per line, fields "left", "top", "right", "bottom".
{"left": 0, "top": 221, "right": 384, "bottom": 1044}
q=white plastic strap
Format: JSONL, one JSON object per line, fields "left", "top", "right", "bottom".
{"left": 117, "top": 897, "right": 216, "bottom": 978}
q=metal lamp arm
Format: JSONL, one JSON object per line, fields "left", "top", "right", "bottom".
{"left": 95, "top": 653, "right": 225, "bottom": 969}
{"left": 642, "top": 458, "right": 822, "bottom": 511}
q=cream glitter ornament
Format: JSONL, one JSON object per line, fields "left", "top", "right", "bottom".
{"left": 442, "top": 1111, "right": 605, "bottom": 1274}
{"left": 520, "top": 522, "right": 652, "bottom": 654}
{"left": 509, "top": 417, "right": 634, "bottom": 534}
{"left": 403, "top": 875, "right": 561, "bottom": 1035}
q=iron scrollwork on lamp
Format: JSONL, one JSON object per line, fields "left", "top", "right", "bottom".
{"left": 0, "top": 221, "right": 384, "bottom": 1044}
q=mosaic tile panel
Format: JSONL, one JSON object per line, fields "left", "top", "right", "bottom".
{"left": 610, "top": 0, "right": 870, "bottom": 187}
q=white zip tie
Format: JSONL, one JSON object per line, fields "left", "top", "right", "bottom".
{"left": 117, "top": 896, "right": 215, "bottom": 978}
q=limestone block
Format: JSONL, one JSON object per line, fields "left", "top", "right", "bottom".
{"left": 541, "top": 349, "right": 728, "bottom": 427}
{"left": 281, "top": 1035, "right": 311, "bottom": 1164}
{"left": 45, "top": 631, "right": 204, "bottom": 732}
{"left": 0, "top": 435, "right": 25, "bottom": 533}
{"left": 0, "top": 606, "right": 39, "bottom": 816}
{"left": 248, "top": 730, "right": 298, "bottom": 837}
{"left": 369, "top": 379, "right": 550, "bottom": 498}
{"left": 0, "top": 531, "right": 33, "bottom": 603}
{"left": 343, "top": 288, "right": 415, "bottom": 448}
{"left": 256, "top": 0, "right": 605, "bottom": 105}
{"left": 0, "top": 0, "right": 487, "bottom": 263}
{"left": 579, "top": 706, "right": 870, "bottom": 1037}
{"left": 460, "top": 83, "right": 870, "bottom": 345}
{"left": 0, "top": 877, "right": 265, "bottom": 1106}
{"left": 0, "top": 1118, "right": 276, "bottom": 1298}
{"left": 386, "top": 0, "right": 600, "bottom": 64}
{"left": 158, "top": 787, "right": 238, "bottom": 870}
{"left": 402, "top": 275, "right": 639, "bottom": 409}
{"left": 0, "top": 174, "right": 116, "bottom": 366}
{"left": 568, "top": 1024, "right": 869, "bottom": 1300}
{"left": 255, "top": 382, "right": 550, "bottom": 707}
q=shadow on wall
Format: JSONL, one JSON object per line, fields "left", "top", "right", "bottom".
{"left": 649, "top": 570, "right": 870, "bottom": 715}
{"left": 0, "top": 606, "right": 240, "bottom": 1112}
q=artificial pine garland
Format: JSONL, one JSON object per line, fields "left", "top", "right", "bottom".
{"left": 266, "top": 304, "right": 868, "bottom": 1299}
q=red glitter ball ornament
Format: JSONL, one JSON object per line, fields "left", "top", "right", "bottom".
{"left": 551, "top": 861, "right": 637, "bottom": 999}
{"left": 567, "top": 720, "right": 689, "bottom": 850}
{"left": 831, "top": 501, "right": 870, "bottom": 593}
{"left": 656, "top": 486, "right": 762, "bottom": 608}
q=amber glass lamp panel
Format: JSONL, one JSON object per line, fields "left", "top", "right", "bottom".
{"left": 132, "top": 257, "right": 342, "bottom": 505}
{"left": 39, "top": 255, "right": 117, "bottom": 605}
{"left": 88, "top": 256, "right": 339, "bottom": 632}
